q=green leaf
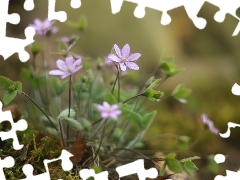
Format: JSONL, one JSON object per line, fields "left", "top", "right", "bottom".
{"left": 142, "top": 78, "right": 164, "bottom": 101}
{"left": 15, "top": 81, "right": 22, "bottom": 93}
{"left": 182, "top": 164, "right": 191, "bottom": 177}
{"left": 160, "top": 161, "right": 167, "bottom": 175}
{"left": 79, "top": 118, "right": 91, "bottom": 130}
{"left": 45, "top": 127, "right": 58, "bottom": 136}
{"left": 180, "top": 156, "right": 201, "bottom": 163}
{"left": 120, "top": 105, "right": 143, "bottom": 129}
{"left": 104, "top": 92, "right": 117, "bottom": 104}
{"left": 40, "top": 115, "right": 58, "bottom": 129}
{"left": 183, "top": 161, "right": 198, "bottom": 172}
{"left": 161, "top": 56, "right": 175, "bottom": 63}
{"left": 207, "top": 154, "right": 219, "bottom": 173}
{"left": 166, "top": 153, "right": 176, "bottom": 159}
{"left": 21, "top": 68, "right": 47, "bottom": 88}
{"left": 59, "top": 109, "right": 76, "bottom": 119}
{"left": 0, "top": 76, "right": 14, "bottom": 92}
{"left": 61, "top": 117, "right": 82, "bottom": 131}
{"left": 67, "top": 16, "right": 88, "bottom": 31}
{"left": 166, "top": 158, "right": 182, "bottom": 173}
{"left": 141, "top": 110, "right": 156, "bottom": 131}
{"left": 160, "top": 58, "right": 184, "bottom": 77}
{"left": 30, "top": 41, "right": 44, "bottom": 56}
{"left": 113, "top": 127, "right": 123, "bottom": 138}
{"left": 182, "top": 160, "right": 198, "bottom": 176}
{"left": 3, "top": 91, "right": 17, "bottom": 106}
{"left": 169, "top": 68, "right": 185, "bottom": 77}
{"left": 171, "top": 84, "right": 191, "bottom": 102}
{"left": 177, "top": 136, "right": 190, "bottom": 150}
{"left": 143, "top": 89, "right": 164, "bottom": 101}
{"left": 145, "top": 78, "right": 161, "bottom": 91}
{"left": 52, "top": 77, "right": 68, "bottom": 96}
{"left": 160, "top": 61, "right": 172, "bottom": 75}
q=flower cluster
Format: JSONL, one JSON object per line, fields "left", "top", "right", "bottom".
{"left": 30, "top": 18, "right": 58, "bottom": 36}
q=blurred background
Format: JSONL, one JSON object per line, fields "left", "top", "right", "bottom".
{"left": 1, "top": 0, "right": 240, "bottom": 179}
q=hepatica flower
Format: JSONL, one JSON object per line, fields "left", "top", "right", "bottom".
{"left": 108, "top": 44, "right": 141, "bottom": 71}
{"left": 30, "top": 18, "right": 58, "bottom": 36}
{"left": 97, "top": 102, "right": 122, "bottom": 120}
{"left": 201, "top": 114, "right": 220, "bottom": 134}
{"left": 49, "top": 57, "right": 82, "bottom": 79}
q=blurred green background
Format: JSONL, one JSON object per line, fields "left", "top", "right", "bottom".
{"left": 1, "top": 0, "right": 240, "bottom": 179}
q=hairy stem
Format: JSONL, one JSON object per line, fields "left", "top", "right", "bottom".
{"left": 22, "top": 92, "right": 58, "bottom": 131}
{"left": 122, "top": 93, "right": 143, "bottom": 104}
{"left": 91, "top": 118, "right": 109, "bottom": 164}
{"left": 67, "top": 75, "right": 72, "bottom": 140}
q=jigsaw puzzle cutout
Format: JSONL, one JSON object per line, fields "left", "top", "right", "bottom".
{"left": 0, "top": 101, "right": 28, "bottom": 150}
{"left": 110, "top": 0, "right": 240, "bottom": 36}
{"left": 214, "top": 154, "right": 240, "bottom": 180}
{"left": 116, "top": 159, "right": 158, "bottom": 180}
{"left": 20, "top": 149, "right": 73, "bottom": 180}
{"left": 211, "top": 84, "right": 240, "bottom": 179}
{"left": 79, "top": 169, "right": 109, "bottom": 180}
{"left": 0, "top": 0, "right": 82, "bottom": 62}
{"left": 0, "top": 0, "right": 35, "bottom": 62}
{"left": 0, "top": 156, "right": 15, "bottom": 180}
{"left": 79, "top": 159, "right": 157, "bottom": 180}
{"left": 24, "top": 0, "right": 81, "bottom": 21}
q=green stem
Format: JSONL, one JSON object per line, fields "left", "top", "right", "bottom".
{"left": 122, "top": 93, "right": 143, "bottom": 104}
{"left": 91, "top": 118, "right": 109, "bottom": 164}
{"left": 58, "top": 118, "right": 66, "bottom": 147}
{"left": 22, "top": 92, "right": 58, "bottom": 132}
{"left": 118, "top": 68, "right": 121, "bottom": 102}
{"left": 67, "top": 75, "right": 72, "bottom": 140}
{"left": 111, "top": 66, "right": 119, "bottom": 94}
{"left": 33, "top": 54, "right": 36, "bottom": 71}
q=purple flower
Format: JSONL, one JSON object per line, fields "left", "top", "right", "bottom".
{"left": 60, "top": 35, "right": 78, "bottom": 44}
{"left": 49, "top": 56, "right": 82, "bottom": 79}
{"left": 201, "top": 114, "right": 220, "bottom": 134}
{"left": 29, "top": 18, "right": 58, "bottom": 36}
{"left": 108, "top": 44, "right": 141, "bottom": 71}
{"left": 97, "top": 102, "right": 122, "bottom": 120}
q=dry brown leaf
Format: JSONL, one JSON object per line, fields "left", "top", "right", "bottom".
{"left": 70, "top": 132, "right": 85, "bottom": 165}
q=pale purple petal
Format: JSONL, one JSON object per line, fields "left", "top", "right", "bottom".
{"left": 61, "top": 36, "right": 70, "bottom": 43}
{"left": 73, "top": 59, "right": 82, "bottom": 66}
{"left": 108, "top": 54, "right": 121, "bottom": 63}
{"left": 127, "top": 53, "right": 141, "bottom": 61}
{"left": 56, "top": 60, "right": 67, "bottom": 71}
{"left": 50, "top": 26, "right": 59, "bottom": 34}
{"left": 114, "top": 110, "right": 122, "bottom": 115}
{"left": 103, "top": 102, "right": 111, "bottom": 109}
{"left": 114, "top": 44, "right": 121, "bottom": 58}
{"left": 97, "top": 105, "right": 105, "bottom": 111}
{"left": 111, "top": 105, "right": 119, "bottom": 110}
{"left": 65, "top": 57, "right": 74, "bottom": 67}
{"left": 49, "top": 70, "right": 66, "bottom": 76}
{"left": 101, "top": 112, "right": 109, "bottom": 119}
{"left": 121, "top": 44, "right": 130, "bottom": 59}
{"left": 33, "top": 19, "right": 42, "bottom": 27}
{"left": 201, "top": 114, "right": 219, "bottom": 134}
{"left": 119, "top": 63, "right": 127, "bottom": 71}
{"left": 61, "top": 73, "right": 72, "bottom": 79}
{"left": 43, "top": 18, "right": 52, "bottom": 29}
{"left": 72, "top": 65, "right": 82, "bottom": 73}
{"left": 125, "top": 62, "right": 139, "bottom": 70}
